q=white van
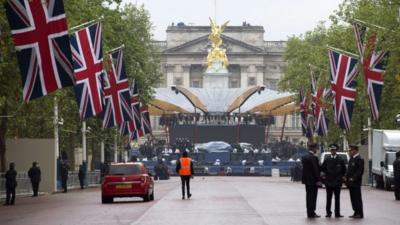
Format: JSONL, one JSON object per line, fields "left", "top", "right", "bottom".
{"left": 320, "top": 152, "right": 350, "bottom": 166}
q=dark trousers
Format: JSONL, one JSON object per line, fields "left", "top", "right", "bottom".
{"left": 349, "top": 186, "right": 363, "bottom": 216}
{"left": 61, "top": 179, "right": 68, "bottom": 193}
{"left": 79, "top": 178, "right": 84, "bottom": 189}
{"left": 394, "top": 183, "right": 400, "bottom": 200}
{"left": 180, "top": 176, "right": 191, "bottom": 197}
{"left": 6, "top": 187, "right": 16, "bottom": 205}
{"left": 305, "top": 184, "right": 318, "bottom": 216}
{"left": 326, "top": 186, "right": 341, "bottom": 215}
{"left": 31, "top": 181, "right": 39, "bottom": 196}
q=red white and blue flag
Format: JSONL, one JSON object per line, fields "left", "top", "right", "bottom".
{"left": 353, "top": 23, "right": 388, "bottom": 121}
{"left": 131, "top": 104, "right": 152, "bottom": 141}
{"left": 102, "top": 48, "right": 132, "bottom": 128}
{"left": 328, "top": 49, "right": 359, "bottom": 130}
{"left": 299, "top": 89, "right": 312, "bottom": 137}
{"left": 5, "top": 0, "right": 74, "bottom": 102}
{"left": 119, "top": 80, "right": 142, "bottom": 140}
{"left": 310, "top": 71, "right": 328, "bottom": 137}
{"left": 70, "top": 22, "right": 104, "bottom": 120}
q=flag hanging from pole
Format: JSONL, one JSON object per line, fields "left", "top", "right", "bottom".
{"left": 119, "top": 80, "right": 142, "bottom": 140}
{"left": 102, "top": 48, "right": 132, "bottom": 128}
{"left": 310, "top": 70, "right": 328, "bottom": 136}
{"left": 299, "top": 89, "right": 312, "bottom": 137}
{"left": 5, "top": 0, "right": 74, "bottom": 102}
{"left": 328, "top": 49, "right": 358, "bottom": 130}
{"left": 70, "top": 22, "right": 104, "bottom": 120}
{"left": 353, "top": 22, "right": 388, "bottom": 121}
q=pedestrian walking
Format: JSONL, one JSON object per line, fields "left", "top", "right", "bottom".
{"left": 301, "top": 143, "right": 321, "bottom": 218}
{"left": 4, "top": 162, "right": 17, "bottom": 205}
{"left": 393, "top": 151, "right": 400, "bottom": 201}
{"left": 60, "top": 162, "right": 69, "bottom": 193}
{"left": 28, "top": 161, "right": 41, "bottom": 197}
{"left": 176, "top": 151, "right": 194, "bottom": 200}
{"left": 78, "top": 164, "right": 85, "bottom": 189}
{"left": 321, "top": 144, "right": 346, "bottom": 218}
{"left": 346, "top": 144, "right": 364, "bottom": 219}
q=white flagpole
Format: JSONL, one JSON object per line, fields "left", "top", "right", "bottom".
{"left": 327, "top": 45, "right": 360, "bottom": 59}
{"left": 69, "top": 16, "right": 104, "bottom": 32}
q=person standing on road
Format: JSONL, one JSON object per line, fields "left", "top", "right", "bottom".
{"left": 78, "top": 165, "right": 85, "bottom": 189}
{"left": 346, "top": 144, "right": 364, "bottom": 219}
{"left": 301, "top": 143, "right": 321, "bottom": 218}
{"left": 321, "top": 144, "right": 346, "bottom": 218}
{"left": 60, "top": 162, "right": 69, "bottom": 193}
{"left": 4, "top": 162, "right": 17, "bottom": 205}
{"left": 28, "top": 161, "right": 41, "bottom": 197}
{"left": 393, "top": 151, "right": 400, "bottom": 201}
{"left": 176, "top": 151, "right": 194, "bottom": 200}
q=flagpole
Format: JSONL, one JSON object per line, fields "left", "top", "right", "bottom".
{"left": 352, "top": 18, "right": 387, "bottom": 30}
{"left": 309, "top": 64, "right": 327, "bottom": 72}
{"left": 326, "top": 45, "right": 360, "bottom": 59}
{"left": 107, "top": 44, "right": 125, "bottom": 54}
{"left": 69, "top": 16, "right": 104, "bottom": 32}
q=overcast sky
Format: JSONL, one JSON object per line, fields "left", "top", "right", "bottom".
{"left": 122, "top": 0, "right": 343, "bottom": 41}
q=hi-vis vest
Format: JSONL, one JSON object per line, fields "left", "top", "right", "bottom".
{"left": 179, "top": 157, "right": 192, "bottom": 176}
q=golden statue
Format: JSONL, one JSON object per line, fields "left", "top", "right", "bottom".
{"left": 207, "top": 17, "right": 229, "bottom": 70}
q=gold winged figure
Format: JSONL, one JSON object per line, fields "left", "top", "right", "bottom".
{"left": 207, "top": 17, "right": 230, "bottom": 69}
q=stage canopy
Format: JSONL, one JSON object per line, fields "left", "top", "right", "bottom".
{"left": 150, "top": 86, "right": 298, "bottom": 115}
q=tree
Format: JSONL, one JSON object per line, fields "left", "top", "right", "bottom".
{"left": 280, "top": 0, "right": 400, "bottom": 146}
{"left": 0, "top": 0, "right": 160, "bottom": 171}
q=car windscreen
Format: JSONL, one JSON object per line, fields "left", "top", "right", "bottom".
{"left": 108, "top": 165, "right": 142, "bottom": 175}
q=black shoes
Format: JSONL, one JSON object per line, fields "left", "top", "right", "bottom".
{"left": 325, "top": 214, "right": 331, "bottom": 218}
{"left": 188, "top": 193, "right": 192, "bottom": 199}
{"left": 349, "top": 214, "right": 363, "bottom": 219}
{"left": 308, "top": 214, "right": 321, "bottom": 218}
{"left": 182, "top": 196, "right": 185, "bottom": 200}
{"left": 335, "top": 214, "right": 344, "bottom": 218}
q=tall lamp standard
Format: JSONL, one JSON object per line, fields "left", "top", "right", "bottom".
{"left": 236, "top": 85, "right": 265, "bottom": 143}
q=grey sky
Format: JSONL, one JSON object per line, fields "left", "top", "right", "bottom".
{"left": 123, "top": 0, "right": 343, "bottom": 41}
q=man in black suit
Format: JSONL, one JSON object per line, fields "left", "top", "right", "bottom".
{"left": 321, "top": 144, "right": 346, "bottom": 218}
{"left": 302, "top": 143, "right": 321, "bottom": 218}
{"left": 346, "top": 144, "right": 364, "bottom": 219}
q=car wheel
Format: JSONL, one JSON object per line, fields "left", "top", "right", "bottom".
{"left": 143, "top": 192, "right": 150, "bottom": 202}
{"left": 102, "top": 195, "right": 113, "bottom": 204}
{"left": 150, "top": 190, "right": 154, "bottom": 201}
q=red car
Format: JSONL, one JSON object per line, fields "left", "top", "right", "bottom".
{"left": 101, "top": 162, "right": 154, "bottom": 203}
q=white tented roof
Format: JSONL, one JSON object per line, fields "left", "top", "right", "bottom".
{"left": 153, "top": 87, "right": 294, "bottom": 113}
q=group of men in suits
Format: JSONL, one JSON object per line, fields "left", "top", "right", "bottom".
{"left": 302, "top": 143, "right": 364, "bottom": 219}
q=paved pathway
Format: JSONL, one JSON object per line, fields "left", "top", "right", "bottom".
{"left": 0, "top": 177, "right": 399, "bottom": 225}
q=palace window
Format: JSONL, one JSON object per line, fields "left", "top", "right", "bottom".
{"left": 248, "top": 77, "right": 256, "bottom": 86}
{"left": 173, "top": 77, "right": 183, "bottom": 86}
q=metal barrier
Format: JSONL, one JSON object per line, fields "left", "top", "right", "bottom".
{"left": 0, "top": 172, "right": 32, "bottom": 196}
{"left": 64, "top": 171, "right": 101, "bottom": 190}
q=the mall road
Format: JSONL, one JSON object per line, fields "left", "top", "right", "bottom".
{"left": 0, "top": 177, "right": 399, "bottom": 225}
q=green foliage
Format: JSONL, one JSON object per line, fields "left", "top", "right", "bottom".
{"left": 0, "top": 0, "right": 160, "bottom": 170}
{"left": 280, "top": 0, "right": 400, "bottom": 145}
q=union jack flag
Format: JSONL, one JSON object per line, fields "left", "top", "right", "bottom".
{"left": 70, "top": 22, "right": 104, "bottom": 120}
{"left": 299, "top": 89, "right": 312, "bottom": 137}
{"left": 119, "top": 80, "right": 142, "bottom": 140}
{"left": 131, "top": 104, "right": 152, "bottom": 141}
{"left": 310, "top": 71, "right": 328, "bottom": 136}
{"left": 5, "top": 0, "right": 74, "bottom": 102}
{"left": 353, "top": 23, "right": 388, "bottom": 121}
{"left": 328, "top": 49, "right": 359, "bottom": 130}
{"left": 102, "top": 48, "right": 132, "bottom": 128}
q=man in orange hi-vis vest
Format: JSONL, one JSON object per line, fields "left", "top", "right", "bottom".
{"left": 176, "top": 151, "right": 194, "bottom": 199}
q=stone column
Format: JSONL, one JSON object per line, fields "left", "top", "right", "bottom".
{"left": 182, "top": 64, "right": 191, "bottom": 88}
{"left": 240, "top": 65, "right": 248, "bottom": 88}
{"left": 256, "top": 65, "right": 265, "bottom": 86}
{"left": 165, "top": 64, "right": 175, "bottom": 87}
